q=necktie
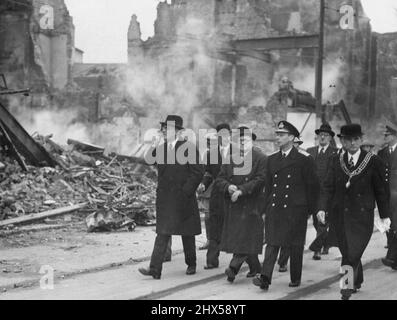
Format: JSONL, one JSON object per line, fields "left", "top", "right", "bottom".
{"left": 282, "top": 153, "right": 287, "bottom": 159}
{"left": 348, "top": 156, "right": 354, "bottom": 168}
{"left": 320, "top": 148, "right": 325, "bottom": 155}
{"left": 390, "top": 147, "right": 394, "bottom": 155}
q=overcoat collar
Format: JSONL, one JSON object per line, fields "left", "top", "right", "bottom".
{"left": 274, "top": 146, "right": 300, "bottom": 173}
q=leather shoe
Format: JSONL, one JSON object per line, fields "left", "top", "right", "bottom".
{"left": 289, "top": 281, "right": 301, "bottom": 288}
{"left": 279, "top": 265, "right": 288, "bottom": 273}
{"left": 392, "top": 264, "right": 397, "bottom": 271}
{"left": 138, "top": 268, "right": 161, "bottom": 280}
{"left": 186, "top": 266, "right": 196, "bottom": 275}
{"left": 204, "top": 264, "right": 219, "bottom": 270}
{"left": 313, "top": 252, "right": 321, "bottom": 260}
{"left": 341, "top": 288, "right": 354, "bottom": 300}
{"left": 225, "top": 268, "right": 236, "bottom": 283}
{"left": 252, "top": 275, "right": 269, "bottom": 291}
{"left": 382, "top": 258, "right": 395, "bottom": 268}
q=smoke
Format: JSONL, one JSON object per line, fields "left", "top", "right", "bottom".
{"left": 124, "top": 16, "right": 215, "bottom": 131}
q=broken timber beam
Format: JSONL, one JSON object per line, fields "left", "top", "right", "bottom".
{"left": 233, "top": 34, "right": 319, "bottom": 52}
{"left": 67, "top": 139, "right": 105, "bottom": 153}
{"left": 0, "top": 203, "right": 88, "bottom": 228}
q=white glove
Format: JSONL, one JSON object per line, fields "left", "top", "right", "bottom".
{"left": 197, "top": 183, "right": 206, "bottom": 194}
{"left": 382, "top": 218, "right": 392, "bottom": 231}
{"left": 231, "top": 190, "right": 242, "bottom": 203}
{"left": 228, "top": 185, "right": 238, "bottom": 195}
{"left": 317, "top": 211, "right": 326, "bottom": 225}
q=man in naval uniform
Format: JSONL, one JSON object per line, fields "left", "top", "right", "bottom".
{"left": 378, "top": 123, "right": 397, "bottom": 270}
{"left": 253, "top": 121, "right": 320, "bottom": 291}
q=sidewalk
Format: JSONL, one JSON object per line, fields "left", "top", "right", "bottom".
{"left": 0, "top": 222, "right": 208, "bottom": 291}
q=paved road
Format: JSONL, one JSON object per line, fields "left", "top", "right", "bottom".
{"left": 1, "top": 227, "right": 396, "bottom": 300}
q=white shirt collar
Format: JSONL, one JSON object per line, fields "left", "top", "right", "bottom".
{"left": 347, "top": 149, "right": 361, "bottom": 166}
{"left": 220, "top": 144, "right": 230, "bottom": 157}
{"left": 282, "top": 146, "right": 293, "bottom": 157}
{"left": 390, "top": 143, "right": 397, "bottom": 153}
{"left": 168, "top": 139, "right": 178, "bottom": 149}
{"left": 318, "top": 144, "right": 329, "bottom": 153}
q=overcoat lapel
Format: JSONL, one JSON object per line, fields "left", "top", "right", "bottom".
{"left": 274, "top": 147, "right": 300, "bottom": 173}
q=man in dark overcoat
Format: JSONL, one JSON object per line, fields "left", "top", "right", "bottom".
{"left": 253, "top": 121, "right": 320, "bottom": 291}
{"left": 198, "top": 123, "right": 233, "bottom": 270}
{"left": 307, "top": 123, "right": 338, "bottom": 260}
{"left": 139, "top": 115, "right": 204, "bottom": 279}
{"left": 378, "top": 123, "right": 397, "bottom": 270}
{"left": 215, "top": 126, "right": 267, "bottom": 282}
{"left": 318, "top": 124, "right": 390, "bottom": 299}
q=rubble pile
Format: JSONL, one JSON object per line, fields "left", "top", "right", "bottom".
{"left": 0, "top": 136, "right": 157, "bottom": 232}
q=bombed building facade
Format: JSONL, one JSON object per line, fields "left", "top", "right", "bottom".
{"left": 0, "top": 0, "right": 396, "bottom": 150}
{"left": 0, "top": 0, "right": 75, "bottom": 100}
{"left": 127, "top": 0, "right": 396, "bottom": 147}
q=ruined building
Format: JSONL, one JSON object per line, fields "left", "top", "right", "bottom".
{"left": 0, "top": 0, "right": 75, "bottom": 107}
{"left": 128, "top": 0, "right": 396, "bottom": 147}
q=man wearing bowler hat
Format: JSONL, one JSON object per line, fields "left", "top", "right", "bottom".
{"left": 197, "top": 123, "right": 233, "bottom": 270}
{"left": 307, "top": 123, "right": 338, "bottom": 260}
{"left": 318, "top": 124, "right": 390, "bottom": 299}
{"left": 215, "top": 126, "right": 267, "bottom": 282}
{"left": 253, "top": 121, "right": 320, "bottom": 291}
{"left": 140, "top": 115, "right": 204, "bottom": 279}
{"left": 378, "top": 122, "right": 397, "bottom": 270}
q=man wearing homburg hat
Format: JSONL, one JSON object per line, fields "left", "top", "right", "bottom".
{"left": 318, "top": 124, "right": 390, "bottom": 300}
{"left": 307, "top": 123, "right": 338, "bottom": 260}
{"left": 253, "top": 121, "right": 320, "bottom": 291}
{"left": 140, "top": 115, "right": 204, "bottom": 279}
{"left": 215, "top": 126, "right": 267, "bottom": 282}
{"left": 197, "top": 123, "right": 233, "bottom": 270}
{"left": 378, "top": 122, "right": 397, "bottom": 271}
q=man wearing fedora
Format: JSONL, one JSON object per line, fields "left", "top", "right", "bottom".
{"left": 307, "top": 123, "right": 338, "bottom": 260}
{"left": 215, "top": 126, "right": 267, "bottom": 282}
{"left": 378, "top": 123, "right": 397, "bottom": 270}
{"left": 318, "top": 124, "right": 390, "bottom": 299}
{"left": 140, "top": 115, "right": 204, "bottom": 279}
{"left": 253, "top": 121, "right": 320, "bottom": 291}
{"left": 197, "top": 123, "right": 234, "bottom": 270}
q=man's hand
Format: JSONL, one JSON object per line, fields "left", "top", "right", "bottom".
{"left": 382, "top": 218, "right": 392, "bottom": 231}
{"left": 197, "top": 183, "right": 206, "bottom": 194}
{"left": 228, "top": 185, "right": 238, "bottom": 195}
{"left": 231, "top": 190, "right": 242, "bottom": 203}
{"left": 317, "top": 211, "right": 326, "bottom": 225}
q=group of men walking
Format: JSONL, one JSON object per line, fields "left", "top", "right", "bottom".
{"left": 139, "top": 114, "right": 396, "bottom": 300}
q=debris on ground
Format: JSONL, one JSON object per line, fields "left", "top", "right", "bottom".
{"left": 0, "top": 133, "right": 157, "bottom": 232}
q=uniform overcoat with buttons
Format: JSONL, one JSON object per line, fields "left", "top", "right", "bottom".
{"left": 151, "top": 140, "right": 204, "bottom": 236}
{"left": 264, "top": 147, "right": 320, "bottom": 247}
{"left": 215, "top": 147, "right": 267, "bottom": 255}
{"left": 319, "top": 150, "right": 390, "bottom": 262}
{"left": 378, "top": 147, "right": 397, "bottom": 231}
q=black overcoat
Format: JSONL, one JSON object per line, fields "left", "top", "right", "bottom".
{"left": 319, "top": 150, "right": 390, "bottom": 262}
{"left": 215, "top": 147, "right": 267, "bottom": 255}
{"left": 264, "top": 147, "right": 320, "bottom": 247}
{"left": 147, "top": 140, "right": 204, "bottom": 236}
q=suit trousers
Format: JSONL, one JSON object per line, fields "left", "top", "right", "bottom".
{"left": 310, "top": 215, "right": 329, "bottom": 252}
{"left": 277, "top": 247, "right": 290, "bottom": 267}
{"left": 229, "top": 254, "right": 261, "bottom": 275}
{"left": 338, "top": 228, "right": 364, "bottom": 287}
{"left": 386, "top": 230, "right": 397, "bottom": 263}
{"left": 150, "top": 234, "right": 196, "bottom": 275}
{"left": 262, "top": 245, "right": 304, "bottom": 284}
{"left": 206, "top": 214, "right": 224, "bottom": 266}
